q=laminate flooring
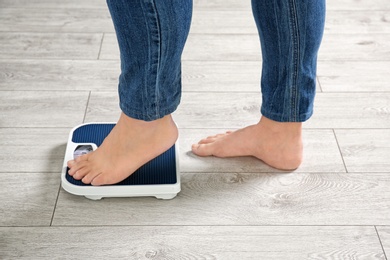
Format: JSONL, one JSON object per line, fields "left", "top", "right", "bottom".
{"left": 1, "top": 0, "right": 389, "bottom": 259}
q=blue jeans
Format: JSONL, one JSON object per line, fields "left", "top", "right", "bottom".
{"left": 107, "top": 0, "right": 325, "bottom": 122}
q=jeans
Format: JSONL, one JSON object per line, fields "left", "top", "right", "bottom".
{"left": 107, "top": 0, "right": 325, "bottom": 122}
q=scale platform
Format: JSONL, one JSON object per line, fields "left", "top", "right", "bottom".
{"left": 61, "top": 123, "right": 180, "bottom": 200}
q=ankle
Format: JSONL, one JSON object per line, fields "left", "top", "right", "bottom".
{"left": 259, "top": 116, "right": 302, "bottom": 137}
{"left": 254, "top": 116, "right": 303, "bottom": 170}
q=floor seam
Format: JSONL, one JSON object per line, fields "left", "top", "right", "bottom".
{"left": 82, "top": 91, "right": 92, "bottom": 124}
{"left": 49, "top": 183, "right": 62, "bottom": 227}
{"left": 97, "top": 33, "right": 105, "bottom": 60}
{"left": 332, "top": 129, "right": 349, "bottom": 173}
{"left": 316, "top": 76, "right": 324, "bottom": 92}
{"left": 375, "top": 226, "right": 388, "bottom": 260}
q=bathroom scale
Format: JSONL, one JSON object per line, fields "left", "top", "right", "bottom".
{"left": 61, "top": 123, "right": 180, "bottom": 200}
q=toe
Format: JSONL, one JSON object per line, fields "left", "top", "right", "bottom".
{"left": 68, "top": 161, "right": 89, "bottom": 176}
{"left": 198, "top": 137, "right": 217, "bottom": 145}
{"left": 67, "top": 160, "right": 76, "bottom": 168}
{"left": 81, "top": 171, "right": 100, "bottom": 184}
{"left": 91, "top": 173, "right": 110, "bottom": 186}
{"left": 75, "top": 153, "right": 90, "bottom": 163}
{"left": 198, "top": 133, "right": 229, "bottom": 145}
{"left": 73, "top": 166, "right": 91, "bottom": 180}
{"left": 192, "top": 143, "right": 214, "bottom": 157}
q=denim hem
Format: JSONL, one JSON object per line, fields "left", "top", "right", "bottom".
{"left": 261, "top": 106, "right": 313, "bottom": 123}
{"left": 120, "top": 101, "right": 180, "bottom": 122}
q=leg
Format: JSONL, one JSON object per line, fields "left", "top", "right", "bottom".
{"left": 192, "top": 0, "right": 325, "bottom": 170}
{"left": 67, "top": 0, "right": 192, "bottom": 185}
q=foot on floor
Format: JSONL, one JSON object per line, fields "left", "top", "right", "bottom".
{"left": 192, "top": 116, "right": 303, "bottom": 170}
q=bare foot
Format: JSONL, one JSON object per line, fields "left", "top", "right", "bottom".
{"left": 191, "top": 117, "right": 303, "bottom": 170}
{"left": 67, "top": 113, "right": 178, "bottom": 185}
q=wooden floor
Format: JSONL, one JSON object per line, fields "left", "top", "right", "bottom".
{"left": 1, "top": 0, "right": 390, "bottom": 259}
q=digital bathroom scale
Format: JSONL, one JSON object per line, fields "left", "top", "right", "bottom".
{"left": 61, "top": 123, "right": 180, "bottom": 200}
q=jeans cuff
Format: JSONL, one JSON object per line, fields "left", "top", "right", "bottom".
{"left": 261, "top": 107, "right": 313, "bottom": 123}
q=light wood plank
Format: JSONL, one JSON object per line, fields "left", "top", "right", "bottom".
{"left": 54, "top": 172, "right": 390, "bottom": 226}
{"left": 325, "top": 11, "right": 390, "bottom": 34}
{"left": 377, "top": 226, "right": 390, "bottom": 258}
{"left": 0, "top": 32, "right": 102, "bottom": 59}
{"left": 0, "top": 8, "right": 114, "bottom": 33}
{"left": 100, "top": 33, "right": 262, "bottom": 61}
{"left": 335, "top": 129, "right": 390, "bottom": 173}
{"left": 318, "top": 61, "right": 390, "bottom": 92}
{"left": 326, "top": 0, "right": 390, "bottom": 11}
{"left": 0, "top": 0, "right": 107, "bottom": 9}
{"left": 0, "top": 226, "right": 385, "bottom": 259}
{"left": 176, "top": 92, "right": 261, "bottom": 128}
{"left": 182, "top": 33, "right": 262, "bottom": 61}
{"left": 319, "top": 34, "right": 390, "bottom": 61}
{"left": 0, "top": 128, "right": 69, "bottom": 173}
{"left": 0, "top": 172, "right": 60, "bottom": 226}
{"left": 183, "top": 61, "right": 261, "bottom": 92}
{"left": 190, "top": 10, "right": 257, "bottom": 34}
{"left": 83, "top": 91, "right": 120, "bottom": 122}
{"left": 98, "top": 33, "right": 118, "bottom": 60}
{"left": 193, "top": 0, "right": 251, "bottom": 11}
{"left": 183, "top": 61, "right": 322, "bottom": 92}
{"left": 0, "top": 91, "right": 89, "bottom": 127}
{"left": 307, "top": 93, "right": 390, "bottom": 129}
{"left": 193, "top": 0, "right": 251, "bottom": 10}
{"left": 0, "top": 60, "right": 120, "bottom": 91}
